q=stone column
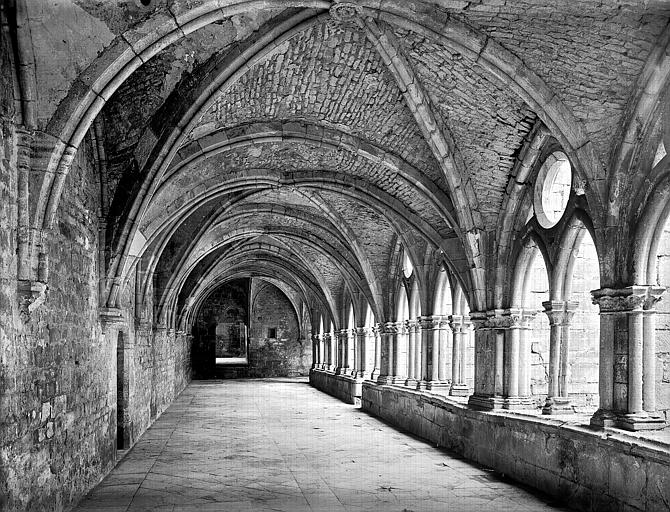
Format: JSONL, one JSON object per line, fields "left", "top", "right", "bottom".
{"left": 494, "top": 326, "right": 505, "bottom": 397}
{"left": 542, "top": 301, "right": 575, "bottom": 414}
{"left": 317, "top": 333, "right": 328, "bottom": 370}
{"left": 370, "top": 325, "right": 381, "bottom": 380}
{"left": 437, "top": 316, "right": 451, "bottom": 384}
{"left": 324, "top": 333, "right": 334, "bottom": 371}
{"left": 519, "top": 311, "right": 537, "bottom": 398}
{"left": 426, "top": 316, "right": 449, "bottom": 390}
{"left": 392, "top": 321, "right": 407, "bottom": 384}
{"left": 405, "top": 321, "right": 419, "bottom": 386}
{"left": 311, "top": 334, "right": 320, "bottom": 369}
{"left": 468, "top": 311, "right": 501, "bottom": 410}
{"left": 414, "top": 319, "right": 422, "bottom": 385}
{"left": 348, "top": 328, "right": 357, "bottom": 376}
{"left": 450, "top": 315, "right": 470, "bottom": 396}
{"left": 336, "top": 329, "right": 348, "bottom": 375}
{"left": 377, "top": 322, "right": 397, "bottom": 385}
{"left": 417, "top": 316, "right": 433, "bottom": 389}
{"left": 591, "top": 287, "right": 665, "bottom": 430}
{"left": 642, "top": 289, "right": 664, "bottom": 416}
{"left": 354, "top": 327, "right": 367, "bottom": 378}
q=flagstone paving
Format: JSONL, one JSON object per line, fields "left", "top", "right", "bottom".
{"left": 73, "top": 378, "right": 572, "bottom": 512}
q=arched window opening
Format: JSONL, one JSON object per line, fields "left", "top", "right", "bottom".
{"left": 565, "top": 229, "right": 600, "bottom": 412}
{"left": 364, "top": 304, "right": 375, "bottom": 328}
{"left": 534, "top": 151, "right": 572, "bottom": 229}
{"left": 402, "top": 250, "right": 414, "bottom": 278}
{"left": 452, "top": 285, "right": 474, "bottom": 395}
{"left": 652, "top": 215, "right": 670, "bottom": 421}
{"left": 394, "top": 285, "right": 410, "bottom": 383}
{"left": 350, "top": 303, "right": 359, "bottom": 375}
{"left": 434, "top": 270, "right": 453, "bottom": 316}
{"left": 524, "top": 249, "right": 551, "bottom": 407}
{"left": 364, "top": 303, "right": 380, "bottom": 381}
{"left": 406, "top": 281, "right": 422, "bottom": 386}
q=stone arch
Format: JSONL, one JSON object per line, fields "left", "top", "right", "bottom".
{"left": 30, "top": 0, "right": 601, "bottom": 291}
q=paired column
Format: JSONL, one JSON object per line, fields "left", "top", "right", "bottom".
{"left": 376, "top": 322, "right": 397, "bottom": 385}
{"left": 467, "top": 311, "right": 501, "bottom": 409}
{"left": 353, "top": 327, "right": 367, "bottom": 378}
{"left": 500, "top": 309, "right": 534, "bottom": 409}
{"left": 324, "top": 332, "right": 334, "bottom": 371}
{"left": 311, "top": 333, "right": 320, "bottom": 369}
{"left": 449, "top": 315, "right": 470, "bottom": 396}
{"left": 405, "top": 321, "right": 420, "bottom": 386}
{"left": 426, "top": 315, "right": 450, "bottom": 390}
{"left": 591, "top": 286, "right": 665, "bottom": 430}
{"left": 370, "top": 325, "right": 382, "bottom": 380}
{"left": 417, "top": 316, "right": 433, "bottom": 389}
{"left": 542, "top": 301, "right": 577, "bottom": 414}
{"left": 392, "top": 321, "right": 407, "bottom": 384}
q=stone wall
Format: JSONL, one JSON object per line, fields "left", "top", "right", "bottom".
{"left": 248, "top": 280, "right": 307, "bottom": 377}
{"left": 0, "top": 132, "right": 192, "bottom": 511}
{"left": 192, "top": 278, "right": 309, "bottom": 378}
{"left": 362, "top": 382, "right": 670, "bottom": 512}
{"left": 310, "top": 369, "right": 362, "bottom": 405}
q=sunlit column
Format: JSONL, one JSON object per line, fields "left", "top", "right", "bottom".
{"left": 392, "top": 321, "right": 407, "bottom": 384}
{"left": 371, "top": 324, "right": 381, "bottom": 381}
{"left": 450, "top": 315, "right": 469, "bottom": 396}
{"left": 590, "top": 287, "right": 665, "bottom": 430}
{"left": 406, "top": 320, "right": 417, "bottom": 384}
{"left": 643, "top": 288, "right": 664, "bottom": 416}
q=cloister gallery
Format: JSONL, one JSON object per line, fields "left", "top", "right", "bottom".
{"left": 1, "top": 0, "right": 670, "bottom": 511}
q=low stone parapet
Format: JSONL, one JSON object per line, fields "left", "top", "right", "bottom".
{"left": 362, "top": 381, "right": 670, "bottom": 512}
{"left": 309, "top": 369, "right": 363, "bottom": 405}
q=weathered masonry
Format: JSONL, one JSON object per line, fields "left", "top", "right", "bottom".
{"left": 1, "top": 1, "right": 670, "bottom": 511}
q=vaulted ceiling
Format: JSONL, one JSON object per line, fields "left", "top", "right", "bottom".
{"left": 32, "top": 0, "right": 669, "bottom": 328}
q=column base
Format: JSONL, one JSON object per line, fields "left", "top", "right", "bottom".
{"left": 467, "top": 394, "right": 507, "bottom": 410}
{"left": 335, "top": 367, "right": 349, "bottom": 375}
{"left": 425, "top": 380, "right": 449, "bottom": 391}
{"left": 590, "top": 408, "right": 617, "bottom": 428}
{"left": 542, "top": 397, "right": 574, "bottom": 415}
{"left": 404, "top": 377, "right": 418, "bottom": 387}
{"left": 449, "top": 384, "right": 469, "bottom": 397}
{"left": 415, "top": 380, "right": 429, "bottom": 390}
{"left": 376, "top": 375, "right": 393, "bottom": 385}
{"left": 617, "top": 412, "right": 666, "bottom": 431}
{"left": 391, "top": 376, "right": 406, "bottom": 385}
{"left": 502, "top": 396, "right": 535, "bottom": 410}
{"left": 369, "top": 369, "right": 380, "bottom": 381}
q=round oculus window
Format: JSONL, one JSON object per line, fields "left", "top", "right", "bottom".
{"left": 534, "top": 151, "right": 572, "bottom": 229}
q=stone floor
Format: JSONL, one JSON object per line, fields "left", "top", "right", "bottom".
{"left": 73, "top": 378, "right": 572, "bottom": 512}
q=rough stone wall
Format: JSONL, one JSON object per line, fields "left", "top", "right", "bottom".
{"left": 249, "top": 281, "right": 307, "bottom": 377}
{"left": 0, "top": 126, "right": 192, "bottom": 510}
{"left": 1, "top": 138, "right": 117, "bottom": 512}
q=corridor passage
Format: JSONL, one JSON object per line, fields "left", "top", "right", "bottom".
{"left": 74, "top": 380, "right": 569, "bottom": 512}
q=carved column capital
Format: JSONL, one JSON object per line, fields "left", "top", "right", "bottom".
{"left": 383, "top": 321, "right": 399, "bottom": 335}
{"left": 542, "top": 300, "right": 578, "bottom": 326}
{"left": 469, "top": 311, "right": 489, "bottom": 330}
{"left": 419, "top": 315, "right": 434, "bottom": 330}
{"left": 592, "top": 286, "right": 664, "bottom": 313}
{"left": 99, "top": 306, "right": 124, "bottom": 330}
